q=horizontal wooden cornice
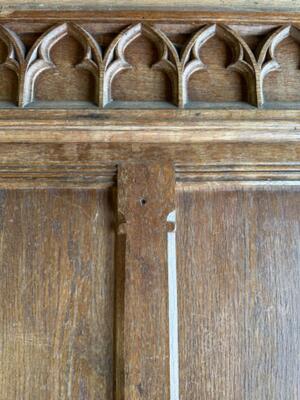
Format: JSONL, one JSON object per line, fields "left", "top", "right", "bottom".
{"left": 0, "top": 110, "right": 298, "bottom": 174}
{"left": 0, "top": 163, "right": 299, "bottom": 189}
{"left": 0, "top": 10, "right": 300, "bottom": 23}
{"left": 0, "top": 11, "right": 296, "bottom": 179}
{"left": 0, "top": 109, "right": 300, "bottom": 143}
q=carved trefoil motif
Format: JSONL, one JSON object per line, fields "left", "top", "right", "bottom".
{"left": 0, "top": 19, "right": 298, "bottom": 109}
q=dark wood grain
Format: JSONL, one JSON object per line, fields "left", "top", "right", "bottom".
{"left": 177, "top": 185, "right": 300, "bottom": 400}
{"left": 0, "top": 188, "right": 115, "bottom": 400}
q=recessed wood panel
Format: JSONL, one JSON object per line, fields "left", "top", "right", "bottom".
{"left": 264, "top": 36, "right": 300, "bottom": 104}
{"left": 0, "top": 67, "right": 18, "bottom": 104}
{"left": 188, "top": 36, "right": 246, "bottom": 104}
{"left": 0, "top": 39, "right": 18, "bottom": 105}
{"left": 0, "top": 189, "right": 115, "bottom": 400}
{"left": 177, "top": 186, "right": 300, "bottom": 399}
{"left": 111, "top": 35, "right": 173, "bottom": 105}
{"left": 35, "top": 35, "right": 96, "bottom": 105}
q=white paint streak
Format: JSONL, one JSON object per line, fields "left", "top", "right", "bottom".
{"left": 167, "top": 210, "right": 179, "bottom": 400}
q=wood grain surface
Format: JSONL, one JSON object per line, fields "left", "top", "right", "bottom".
{"left": 0, "top": 0, "right": 299, "bottom": 11}
{"left": 0, "top": 109, "right": 300, "bottom": 145}
{"left": 177, "top": 185, "right": 300, "bottom": 399}
{"left": 117, "top": 162, "right": 175, "bottom": 400}
{"left": 0, "top": 7, "right": 297, "bottom": 400}
{"left": 0, "top": 188, "right": 115, "bottom": 400}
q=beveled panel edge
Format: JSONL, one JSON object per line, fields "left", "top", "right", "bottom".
{"left": 176, "top": 163, "right": 300, "bottom": 187}
{"left": 0, "top": 164, "right": 117, "bottom": 188}
{"left": 0, "top": 163, "right": 299, "bottom": 189}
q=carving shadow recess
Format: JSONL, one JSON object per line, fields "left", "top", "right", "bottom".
{"left": 109, "top": 33, "right": 174, "bottom": 108}
{"left": 0, "top": 26, "right": 24, "bottom": 107}
{"left": 23, "top": 23, "right": 102, "bottom": 108}
{"left": 104, "top": 23, "right": 178, "bottom": 109}
{"left": 0, "top": 16, "right": 299, "bottom": 109}
{"left": 33, "top": 35, "right": 95, "bottom": 106}
{"left": 260, "top": 26, "right": 300, "bottom": 108}
{"left": 183, "top": 25, "right": 254, "bottom": 109}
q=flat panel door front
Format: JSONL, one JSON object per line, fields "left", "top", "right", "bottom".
{"left": 0, "top": 189, "right": 115, "bottom": 400}
{"left": 177, "top": 185, "right": 300, "bottom": 399}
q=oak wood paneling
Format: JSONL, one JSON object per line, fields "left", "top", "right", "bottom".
{"left": 0, "top": 9, "right": 298, "bottom": 400}
{"left": 0, "top": 189, "right": 115, "bottom": 400}
{"left": 177, "top": 186, "right": 300, "bottom": 400}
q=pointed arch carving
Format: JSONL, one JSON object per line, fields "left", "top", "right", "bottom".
{"left": 258, "top": 25, "right": 300, "bottom": 105}
{"left": 22, "top": 22, "right": 102, "bottom": 107}
{"left": 0, "top": 14, "right": 298, "bottom": 109}
{"left": 181, "top": 24, "right": 257, "bottom": 107}
{"left": 103, "top": 23, "right": 179, "bottom": 107}
{"left": 0, "top": 25, "right": 25, "bottom": 106}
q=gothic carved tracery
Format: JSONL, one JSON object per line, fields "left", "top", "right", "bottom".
{"left": 0, "top": 18, "right": 299, "bottom": 109}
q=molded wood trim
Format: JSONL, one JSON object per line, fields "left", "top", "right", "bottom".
{"left": 0, "top": 163, "right": 298, "bottom": 188}
{"left": 176, "top": 164, "right": 300, "bottom": 186}
{"left": 0, "top": 12, "right": 296, "bottom": 183}
{"left": 1, "top": 10, "right": 300, "bottom": 23}
{"left": 0, "top": 109, "right": 299, "bottom": 142}
{"left": 0, "top": 164, "right": 117, "bottom": 188}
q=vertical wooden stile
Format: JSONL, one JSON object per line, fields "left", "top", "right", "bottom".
{"left": 117, "top": 162, "right": 175, "bottom": 400}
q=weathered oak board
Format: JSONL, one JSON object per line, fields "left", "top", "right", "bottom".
{"left": 177, "top": 185, "right": 300, "bottom": 399}
{"left": 0, "top": 189, "right": 115, "bottom": 399}
{"left": 0, "top": 8, "right": 299, "bottom": 400}
{"left": 117, "top": 162, "right": 175, "bottom": 400}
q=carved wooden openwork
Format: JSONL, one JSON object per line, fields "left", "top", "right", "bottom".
{"left": 0, "top": 13, "right": 300, "bottom": 109}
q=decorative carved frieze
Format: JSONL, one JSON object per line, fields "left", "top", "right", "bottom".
{"left": 0, "top": 12, "right": 299, "bottom": 109}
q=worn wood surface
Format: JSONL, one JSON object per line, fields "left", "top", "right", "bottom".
{"left": 177, "top": 185, "right": 300, "bottom": 399}
{"left": 0, "top": 109, "right": 298, "bottom": 168}
{"left": 0, "top": 143, "right": 297, "bottom": 168}
{"left": 1, "top": 10, "right": 300, "bottom": 21}
{"left": 0, "top": 8, "right": 298, "bottom": 400}
{"left": 0, "top": 189, "right": 115, "bottom": 399}
{"left": 0, "top": 1, "right": 299, "bottom": 11}
{"left": 0, "top": 109, "right": 300, "bottom": 144}
{"left": 117, "top": 162, "right": 175, "bottom": 400}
